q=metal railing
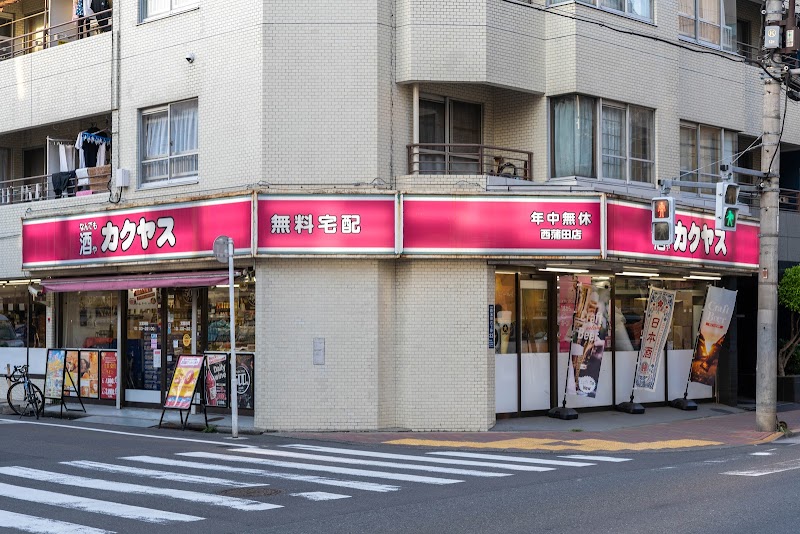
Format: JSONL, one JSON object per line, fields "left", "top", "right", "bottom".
{"left": 0, "top": 168, "right": 111, "bottom": 205}
{"left": 0, "top": 9, "right": 112, "bottom": 62}
{"left": 407, "top": 144, "right": 533, "bottom": 180}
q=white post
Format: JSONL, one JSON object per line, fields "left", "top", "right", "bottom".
{"left": 228, "top": 237, "right": 239, "bottom": 438}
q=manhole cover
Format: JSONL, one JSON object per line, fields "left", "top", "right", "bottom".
{"left": 218, "top": 487, "right": 282, "bottom": 498}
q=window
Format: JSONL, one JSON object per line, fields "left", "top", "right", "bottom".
{"left": 552, "top": 95, "right": 655, "bottom": 183}
{"left": 680, "top": 122, "right": 736, "bottom": 187}
{"left": 679, "top": 0, "right": 737, "bottom": 51}
{"left": 141, "top": 0, "right": 197, "bottom": 21}
{"left": 140, "top": 99, "right": 198, "bottom": 186}
{"left": 551, "top": 0, "right": 653, "bottom": 22}
{"left": 418, "top": 96, "right": 482, "bottom": 174}
{"left": 0, "top": 285, "right": 46, "bottom": 349}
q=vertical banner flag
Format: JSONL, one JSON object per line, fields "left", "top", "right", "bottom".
{"left": 690, "top": 286, "right": 737, "bottom": 386}
{"left": 634, "top": 288, "right": 677, "bottom": 391}
{"left": 568, "top": 281, "right": 611, "bottom": 397}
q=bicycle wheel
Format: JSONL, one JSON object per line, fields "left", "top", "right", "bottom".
{"left": 6, "top": 382, "right": 45, "bottom": 417}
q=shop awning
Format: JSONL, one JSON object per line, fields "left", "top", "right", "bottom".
{"left": 41, "top": 271, "right": 234, "bottom": 292}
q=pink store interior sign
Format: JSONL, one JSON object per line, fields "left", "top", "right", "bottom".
{"left": 402, "top": 195, "right": 603, "bottom": 255}
{"left": 22, "top": 197, "right": 253, "bottom": 268}
{"left": 606, "top": 200, "right": 759, "bottom": 268}
{"left": 257, "top": 195, "right": 397, "bottom": 254}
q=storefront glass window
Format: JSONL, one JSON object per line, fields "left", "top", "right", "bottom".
{"left": 613, "top": 277, "right": 649, "bottom": 351}
{"left": 663, "top": 280, "right": 708, "bottom": 350}
{"left": 126, "top": 288, "right": 160, "bottom": 391}
{"left": 0, "top": 285, "right": 45, "bottom": 348}
{"left": 62, "top": 291, "right": 118, "bottom": 349}
{"left": 207, "top": 281, "right": 255, "bottom": 352}
{"left": 494, "top": 273, "right": 516, "bottom": 354}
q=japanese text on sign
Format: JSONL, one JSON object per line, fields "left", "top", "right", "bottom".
{"left": 77, "top": 217, "right": 177, "bottom": 257}
{"left": 654, "top": 221, "right": 728, "bottom": 256}
{"left": 270, "top": 214, "right": 362, "bottom": 235}
{"left": 530, "top": 211, "right": 592, "bottom": 241}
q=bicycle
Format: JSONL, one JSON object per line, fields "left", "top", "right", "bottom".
{"left": 5, "top": 365, "right": 45, "bottom": 419}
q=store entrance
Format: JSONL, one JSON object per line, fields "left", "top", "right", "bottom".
{"left": 124, "top": 288, "right": 197, "bottom": 404}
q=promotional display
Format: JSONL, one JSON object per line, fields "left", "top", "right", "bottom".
{"left": 634, "top": 288, "right": 677, "bottom": 391}
{"left": 43, "top": 349, "right": 66, "bottom": 400}
{"left": 568, "top": 281, "right": 611, "bottom": 397}
{"left": 100, "top": 350, "right": 117, "bottom": 400}
{"left": 237, "top": 353, "right": 255, "bottom": 410}
{"left": 205, "top": 353, "right": 228, "bottom": 408}
{"left": 63, "top": 350, "right": 80, "bottom": 397}
{"left": 690, "top": 286, "right": 737, "bottom": 387}
{"left": 78, "top": 350, "right": 100, "bottom": 399}
{"left": 164, "top": 355, "right": 204, "bottom": 410}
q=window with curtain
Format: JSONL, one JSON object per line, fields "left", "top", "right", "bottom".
{"left": 550, "top": 0, "right": 653, "bottom": 22}
{"left": 552, "top": 95, "right": 596, "bottom": 178}
{"left": 141, "top": 0, "right": 197, "bottom": 21}
{"left": 140, "top": 99, "right": 198, "bottom": 186}
{"left": 678, "top": 0, "right": 736, "bottom": 51}
{"left": 417, "top": 96, "right": 482, "bottom": 175}
{"left": 680, "top": 122, "right": 737, "bottom": 192}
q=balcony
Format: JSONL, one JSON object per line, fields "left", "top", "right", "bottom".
{"left": 0, "top": 166, "right": 111, "bottom": 205}
{"left": 407, "top": 144, "right": 533, "bottom": 181}
{"left": 0, "top": 1, "right": 111, "bottom": 62}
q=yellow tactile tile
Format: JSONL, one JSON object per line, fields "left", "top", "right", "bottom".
{"left": 383, "top": 437, "right": 725, "bottom": 451}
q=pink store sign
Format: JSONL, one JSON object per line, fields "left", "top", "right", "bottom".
{"left": 22, "top": 197, "right": 253, "bottom": 269}
{"left": 402, "top": 195, "right": 603, "bottom": 255}
{"left": 257, "top": 195, "right": 397, "bottom": 254}
{"left": 607, "top": 200, "right": 760, "bottom": 269}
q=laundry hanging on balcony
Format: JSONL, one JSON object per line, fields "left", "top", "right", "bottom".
{"left": 75, "top": 128, "right": 110, "bottom": 169}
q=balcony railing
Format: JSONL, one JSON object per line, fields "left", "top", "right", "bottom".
{"left": 0, "top": 166, "right": 111, "bottom": 205}
{"left": 407, "top": 144, "right": 533, "bottom": 180}
{"left": 0, "top": 9, "right": 111, "bottom": 62}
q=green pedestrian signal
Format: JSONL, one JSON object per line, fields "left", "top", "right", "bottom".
{"left": 715, "top": 182, "right": 739, "bottom": 232}
{"left": 724, "top": 207, "right": 736, "bottom": 228}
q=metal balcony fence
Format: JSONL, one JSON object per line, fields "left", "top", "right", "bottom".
{"left": 407, "top": 144, "right": 533, "bottom": 180}
{"left": 0, "top": 9, "right": 111, "bottom": 62}
{"left": 0, "top": 168, "right": 111, "bottom": 205}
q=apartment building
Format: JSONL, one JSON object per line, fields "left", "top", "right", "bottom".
{"left": 0, "top": 1, "right": 793, "bottom": 430}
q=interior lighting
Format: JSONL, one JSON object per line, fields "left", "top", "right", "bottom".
{"left": 684, "top": 275, "right": 722, "bottom": 281}
{"left": 615, "top": 271, "right": 660, "bottom": 277}
{"left": 539, "top": 267, "right": 589, "bottom": 274}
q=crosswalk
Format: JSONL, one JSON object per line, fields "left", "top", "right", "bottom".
{"left": 0, "top": 444, "right": 632, "bottom": 533}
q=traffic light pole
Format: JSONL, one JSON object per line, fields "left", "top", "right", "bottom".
{"left": 757, "top": 0, "right": 783, "bottom": 432}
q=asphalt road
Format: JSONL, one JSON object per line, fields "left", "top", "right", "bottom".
{"left": 0, "top": 416, "right": 799, "bottom": 533}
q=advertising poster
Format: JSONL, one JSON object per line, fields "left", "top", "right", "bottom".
{"left": 237, "top": 353, "right": 255, "bottom": 410}
{"left": 79, "top": 350, "right": 100, "bottom": 399}
{"left": 44, "top": 349, "right": 66, "bottom": 400}
{"left": 558, "top": 275, "right": 593, "bottom": 353}
{"left": 100, "top": 351, "right": 117, "bottom": 400}
{"left": 633, "top": 288, "right": 677, "bottom": 391}
{"left": 690, "top": 286, "right": 737, "bottom": 387}
{"left": 63, "top": 350, "right": 80, "bottom": 397}
{"left": 164, "top": 355, "right": 204, "bottom": 410}
{"left": 568, "top": 281, "right": 611, "bottom": 397}
{"left": 205, "top": 353, "right": 228, "bottom": 408}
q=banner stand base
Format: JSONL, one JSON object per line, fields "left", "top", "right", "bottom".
{"left": 670, "top": 398, "right": 698, "bottom": 411}
{"left": 615, "top": 401, "right": 645, "bottom": 414}
{"left": 547, "top": 406, "right": 579, "bottom": 420}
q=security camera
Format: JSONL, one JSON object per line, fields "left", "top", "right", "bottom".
{"left": 185, "top": 52, "right": 195, "bottom": 64}
{"left": 28, "top": 285, "right": 42, "bottom": 298}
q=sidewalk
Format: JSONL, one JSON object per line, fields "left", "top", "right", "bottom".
{"left": 5, "top": 401, "right": 799, "bottom": 453}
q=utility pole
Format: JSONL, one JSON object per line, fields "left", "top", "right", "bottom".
{"left": 756, "top": 0, "right": 785, "bottom": 432}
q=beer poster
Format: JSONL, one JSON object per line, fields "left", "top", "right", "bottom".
{"left": 63, "top": 350, "right": 80, "bottom": 397}
{"left": 164, "top": 355, "right": 204, "bottom": 410}
{"left": 100, "top": 350, "right": 117, "bottom": 400}
{"left": 568, "top": 281, "right": 611, "bottom": 397}
{"left": 633, "top": 288, "right": 676, "bottom": 391}
{"left": 44, "top": 349, "right": 66, "bottom": 400}
{"left": 690, "top": 286, "right": 737, "bottom": 387}
{"left": 79, "top": 350, "right": 100, "bottom": 399}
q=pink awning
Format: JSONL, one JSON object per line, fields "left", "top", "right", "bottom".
{"left": 41, "top": 271, "right": 233, "bottom": 292}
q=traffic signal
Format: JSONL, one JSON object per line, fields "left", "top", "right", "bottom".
{"left": 651, "top": 196, "right": 675, "bottom": 246}
{"left": 715, "top": 182, "right": 740, "bottom": 232}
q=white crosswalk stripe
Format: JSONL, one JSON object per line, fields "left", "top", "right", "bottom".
{"left": 290, "top": 492, "right": 350, "bottom": 501}
{"left": 122, "top": 455, "right": 401, "bottom": 493}
{"left": 0, "top": 482, "right": 203, "bottom": 524}
{"left": 559, "top": 455, "right": 632, "bottom": 463}
{"left": 233, "top": 447, "right": 526, "bottom": 475}
{"left": 426, "top": 451, "right": 593, "bottom": 467}
{"left": 277, "top": 445, "right": 555, "bottom": 472}
{"left": 0, "top": 509, "right": 114, "bottom": 534}
{"left": 63, "top": 460, "right": 267, "bottom": 488}
{"left": 0, "top": 466, "right": 281, "bottom": 512}
{"left": 177, "top": 451, "right": 467, "bottom": 485}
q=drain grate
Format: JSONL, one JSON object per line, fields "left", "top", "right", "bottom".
{"left": 218, "top": 487, "right": 282, "bottom": 498}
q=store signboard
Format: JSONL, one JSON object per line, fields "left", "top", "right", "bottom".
{"left": 100, "top": 350, "right": 117, "bottom": 400}
{"left": 607, "top": 200, "right": 759, "bottom": 269}
{"left": 257, "top": 195, "right": 397, "bottom": 254}
{"left": 402, "top": 196, "right": 603, "bottom": 255}
{"left": 164, "top": 355, "right": 204, "bottom": 410}
{"left": 22, "top": 196, "right": 253, "bottom": 268}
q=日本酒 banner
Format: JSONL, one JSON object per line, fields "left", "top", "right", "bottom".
{"left": 607, "top": 200, "right": 759, "bottom": 269}
{"left": 568, "top": 281, "right": 611, "bottom": 397}
{"left": 403, "top": 195, "right": 603, "bottom": 255}
{"left": 22, "top": 196, "right": 253, "bottom": 268}
{"left": 690, "top": 286, "right": 737, "bottom": 387}
{"left": 257, "top": 195, "right": 397, "bottom": 254}
{"left": 634, "top": 288, "right": 676, "bottom": 391}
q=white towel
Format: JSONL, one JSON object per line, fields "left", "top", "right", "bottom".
{"left": 76, "top": 167, "right": 89, "bottom": 186}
